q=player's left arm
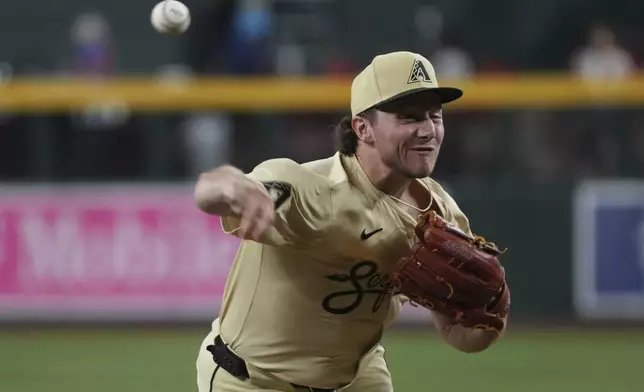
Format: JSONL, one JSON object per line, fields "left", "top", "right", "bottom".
{"left": 435, "top": 212, "right": 509, "bottom": 353}
{"left": 429, "top": 182, "right": 509, "bottom": 352}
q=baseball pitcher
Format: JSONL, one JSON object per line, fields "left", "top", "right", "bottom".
{"left": 193, "top": 51, "right": 511, "bottom": 392}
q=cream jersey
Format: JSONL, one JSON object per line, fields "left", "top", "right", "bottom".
{"left": 216, "top": 152, "right": 472, "bottom": 389}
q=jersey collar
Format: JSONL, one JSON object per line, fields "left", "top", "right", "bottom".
{"left": 337, "top": 152, "right": 447, "bottom": 217}
{"left": 337, "top": 152, "right": 389, "bottom": 208}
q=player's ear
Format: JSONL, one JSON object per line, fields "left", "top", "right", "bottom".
{"left": 351, "top": 115, "right": 375, "bottom": 145}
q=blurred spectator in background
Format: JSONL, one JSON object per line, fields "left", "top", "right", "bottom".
{"left": 411, "top": 5, "right": 443, "bottom": 62}
{"left": 567, "top": 24, "right": 636, "bottom": 178}
{"left": 186, "top": 0, "right": 272, "bottom": 76}
{"left": 226, "top": 0, "right": 273, "bottom": 75}
{"left": 63, "top": 12, "right": 134, "bottom": 179}
{"left": 70, "top": 12, "right": 114, "bottom": 77}
{"left": 430, "top": 33, "right": 475, "bottom": 81}
{"left": 570, "top": 24, "right": 635, "bottom": 81}
{"left": 184, "top": 0, "right": 279, "bottom": 173}
{"left": 171, "top": 62, "right": 233, "bottom": 177}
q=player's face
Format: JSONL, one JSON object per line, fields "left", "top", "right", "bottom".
{"left": 370, "top": 97, "right": 444, "bottom": 178}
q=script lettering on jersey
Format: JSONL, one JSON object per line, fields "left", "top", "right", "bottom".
{"left": 321, "top": 260, "right": 395, "bottom": 315}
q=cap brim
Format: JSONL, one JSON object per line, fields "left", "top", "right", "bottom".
{"left": 374, "top": 87, "right": 463, "bottom": 113}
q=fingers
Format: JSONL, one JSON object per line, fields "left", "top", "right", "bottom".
{"left": 238, "top": 191, "right": 275, "bottom": 241}
{"left": 248, "top": 207, "right": 275, "bottom": 241}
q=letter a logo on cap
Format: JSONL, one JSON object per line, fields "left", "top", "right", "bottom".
{"left": 407, "top": 59, "right": 431, "bottom": 84}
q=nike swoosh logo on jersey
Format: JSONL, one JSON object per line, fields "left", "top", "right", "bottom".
{"left": 360, "top": 228, "right": 383, "bottom": 240}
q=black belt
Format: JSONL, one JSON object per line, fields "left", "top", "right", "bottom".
{"left": 206, "top": 335, "right": 335, "bottom": 392}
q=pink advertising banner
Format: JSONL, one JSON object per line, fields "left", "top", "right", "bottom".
{"left": 0, "top": 185, "right": 431, "bottom": 323}
{"left": 0, "top": 185, "right": 240, "bottom": 321}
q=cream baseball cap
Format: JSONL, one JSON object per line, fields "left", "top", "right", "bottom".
{"left": 350, "top": 51, "right": 463, "bottom": 116}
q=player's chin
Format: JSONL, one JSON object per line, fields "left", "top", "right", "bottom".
{"left": 403, "top": 161, "right": 434, "bottom": 178}
{"left": 404, "top": 156, "right": 435, "bottom": 177}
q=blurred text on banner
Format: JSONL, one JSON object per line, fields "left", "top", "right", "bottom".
{"left": 0, "top": 185, "right": 237, "bottom": 321}
{"left": 0, "top": 185, "right": 432, "bottom": 324}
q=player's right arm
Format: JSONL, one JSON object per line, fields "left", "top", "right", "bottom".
{"left": 194, "top": 159, "right": 332, "bottom": 246}
{"left": 194, "top": 164, "right": 276, "bottom": 241}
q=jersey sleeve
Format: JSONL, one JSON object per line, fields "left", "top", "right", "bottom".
{"left": 221, "top": 158, "right": 333, "bottom": 246}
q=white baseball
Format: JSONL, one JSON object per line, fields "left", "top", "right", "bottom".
{"left": 151, "top": 0, "right": 191, "bottom": 35}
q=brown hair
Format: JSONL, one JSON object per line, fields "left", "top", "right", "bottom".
{"left": 333, "top": 109, "right": 377, "bottom": 156}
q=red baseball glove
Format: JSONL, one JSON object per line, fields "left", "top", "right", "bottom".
{"left": 390, "top": 211, "right": 510, "bottom": 334}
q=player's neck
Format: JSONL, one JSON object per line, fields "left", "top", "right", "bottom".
{"left": 356, "top": 153, "right": 411, "bottom": 198}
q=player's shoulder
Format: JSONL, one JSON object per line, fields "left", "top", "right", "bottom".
{"left": 250, "top": 156, "right": 334, "bottom": 189}
{"left": 423, "top": 177, "right": 455, "bottom": 203}
{"left": 249, "top": 156, "right": 336, "bottom": 220}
